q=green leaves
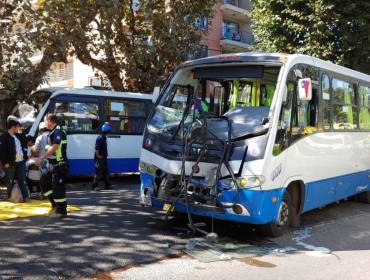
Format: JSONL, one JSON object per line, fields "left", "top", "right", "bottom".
{"left": 37, "top": 0, "right": 217, "bottom": 92}
{"left": 250, "top": 0, "right": 370, "bottom": 73}
{"left": 0, "top": 0, "right": 68, "bottom": 104}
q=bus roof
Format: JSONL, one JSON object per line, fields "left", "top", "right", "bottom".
{"left": 182, "top": 52, "right": 290, "bottom": 67}
{"left": 33, "top": 87, "right": 153, "bottom": 100}
{"left": 181, "top": 52, "right": 370, "bottom": 83}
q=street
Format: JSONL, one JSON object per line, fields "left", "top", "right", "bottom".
{"left": 1, "top": 175, "right": 370, "bottom": 280}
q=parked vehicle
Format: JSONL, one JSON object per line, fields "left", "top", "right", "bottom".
{"left": 26, "top": 88, "right": 153, "bottom": 175}
{"left": 139, "top": 52, "right": 370, "bottom": 237}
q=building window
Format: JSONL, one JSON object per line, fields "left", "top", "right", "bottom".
{"left": 187, "top": 46, "right": 208, "bottom": 60}
{"left": 222, "top": 20, "right": 241, "bottom": 41}
{"left": 195, "top": 17, "right": 208, "bottom": 29}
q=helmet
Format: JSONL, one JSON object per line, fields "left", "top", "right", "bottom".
{"left": 39, "top": 122, "right": 47, "bottom": 131}
{"left": 102, "top": 124, "right": 111, "bottom": 132}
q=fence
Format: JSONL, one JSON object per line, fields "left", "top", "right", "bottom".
{"left": 46, "top": 67, "right": 73, "bottom": 83}
{"left": 222, "top": 0, "right": 252, "bottom": 10}
{"left": 222, "top": 27, "right": 254, "bottom": 45}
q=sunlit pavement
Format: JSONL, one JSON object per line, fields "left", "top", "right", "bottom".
{"left": 1, "top": 175, "right": 370, "bottom": 280}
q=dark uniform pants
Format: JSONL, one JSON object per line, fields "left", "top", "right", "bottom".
{"left": 92, "top": 158, "right": 111, "bottom": 189}
{"left": 40, "top": 162, "right": 67, "bottom": 214}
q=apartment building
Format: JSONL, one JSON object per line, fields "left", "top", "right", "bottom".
{"left": 199, "top": 0, "right": 253, "bottom": 58}
{"left": 37, "top": 0, "right": 254, "bottom": 89}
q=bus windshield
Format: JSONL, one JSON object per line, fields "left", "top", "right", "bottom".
{"left": 147, "top": 65, "right": 281, "bottom": 139}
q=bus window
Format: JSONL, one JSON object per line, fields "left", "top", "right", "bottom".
{"left": 359, "top": 84, "right": 370, "bottom": 130}
{"left": 273, "top": 82, "right": 294, "bottom": 156}
{"left": 332, "top": 78, "right": 357, "bottom": 130}
{"left": 55, "top": 97, "right": 100, "bottom": 132}
{"left": 322, "top": 74, "right": 331, "bottom": 130}
{"left": 104, "top": 99, "right": 146, "bottom": 134}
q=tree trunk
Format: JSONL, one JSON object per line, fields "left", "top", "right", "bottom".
{"left": 0, "top": 99, "right": 17, "bottom": 133}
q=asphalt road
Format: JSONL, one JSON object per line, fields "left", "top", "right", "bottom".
{"left": 1, "top": 175, "right": 370, "bottom": 280}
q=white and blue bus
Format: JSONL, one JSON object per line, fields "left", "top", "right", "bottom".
{"left": 25, "top": 88, "right": 153, "bottom": 175}
{"left": 139, "top": 53, "right": 370, "bottom": 237}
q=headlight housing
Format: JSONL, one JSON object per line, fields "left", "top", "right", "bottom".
{"left": 219, "top": 176, "right": 265, "bottom": 189}
{"left": 147, "top": 165, "right": 155, "bottom": 173}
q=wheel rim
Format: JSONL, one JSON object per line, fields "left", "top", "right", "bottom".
{"left": 276, "top": 200, "right": 289, "bottom": 227}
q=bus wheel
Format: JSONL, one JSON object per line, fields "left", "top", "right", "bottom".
{"left": 358, "top": 191, "right": 370, "bottom": 204}
{"left": 260, "top": 191, "right": 292, "bottom": 237}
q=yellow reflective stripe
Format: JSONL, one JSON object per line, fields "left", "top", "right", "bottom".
{"left": 44, "top": 190, "right": 53, "bottom": 196}
{"left": 55, "top": 126, "right": 67, "bottom": 162}
{"left": 54, "top": 198, "right": 67, "bottom": 203}
{"left": 56, "top": 144, "right": 63, "bottom": 161}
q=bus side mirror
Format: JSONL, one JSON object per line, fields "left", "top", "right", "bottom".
{"left": 152, "top": 86, "right": 160, "bottom": 103}
{"left": 298, "top": 78, "right": 312, "bottom": 101}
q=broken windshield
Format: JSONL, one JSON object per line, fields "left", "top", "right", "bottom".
{"left": 147, "top": 65, "right": 281, "bottom": 139}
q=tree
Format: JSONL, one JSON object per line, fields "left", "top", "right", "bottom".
{"left": 249, "top": 0, "right": 370, "bottom": 74}
{"left": 38, "top": 0, "right": 218, "bottom": 93}
{"left": 0, "top": 0, "right": 68, "bottom": 130}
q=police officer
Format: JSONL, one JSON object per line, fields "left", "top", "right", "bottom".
{"left": 35, "top": 113, "right": 69, "bottom": 218}
{"left": 92, "top": 123, "right": 114, "bottom": 191}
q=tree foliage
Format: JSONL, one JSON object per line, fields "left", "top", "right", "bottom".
{"left": 0, "top": 0, "right": 68, "bottom": 99}
{"left": 38, "top": 0, "right": 217, "bottom": 92}
{"left": 0, "top": 0, "right": 68, "bottom": 130}
{"left": 249, "top": 0, "right": 370, "bottom": 74}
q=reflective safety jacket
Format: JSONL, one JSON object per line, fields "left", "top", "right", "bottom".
{"left": 46, "top": 125, "right": 67, "bottom": 164}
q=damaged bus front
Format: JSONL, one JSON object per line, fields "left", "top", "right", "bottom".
{"left": 139, "top": 53, "right": 288, "bottom": 236}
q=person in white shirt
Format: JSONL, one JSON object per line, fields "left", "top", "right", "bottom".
{"left": 29, "top": 122, "right": 50, "bottom": 173}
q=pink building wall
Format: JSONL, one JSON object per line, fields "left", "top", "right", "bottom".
{"left": 201, "top": 3, "right": 223, "bottom": 56}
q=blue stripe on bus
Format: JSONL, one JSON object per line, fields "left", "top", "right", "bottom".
{"left": 68, "top": 158, "right": 139, "bottom": 175}
{"left": 141, "top": 170, "right": 370, "bottom": 225}
{"left": 303, "top": 170, "right": 370, "bottom": 212}
{"left": 140, "top": 172, "right": 283, "bottom": 225}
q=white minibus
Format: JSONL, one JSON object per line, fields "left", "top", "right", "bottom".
{"left": 25, "top": 88, "right": 153, "bottom": 175}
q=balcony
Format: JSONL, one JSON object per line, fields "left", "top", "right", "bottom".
{"left": 46, "top": 67, "right": 73, "bottom": 83}
{"left": 220, "top": 27, "right": 254, "bottom": 52}
{"left": 221, "top": 0, "right": 252, "bottom": 23}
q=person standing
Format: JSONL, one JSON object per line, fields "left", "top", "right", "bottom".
{"left": 0, "top": 119, "right": 31, "bottom": 202}
{"left": 35, "top": 114, "right": 69, "bottom": 218}
{"left": 92, "top": 123, "right": 114, "bottom": 191}
{"left": 29, "top": 122, "right": 50, "bottom": 173}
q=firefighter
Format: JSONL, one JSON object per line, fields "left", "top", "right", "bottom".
{"left": 92, "top": 123, "right": 114, "bottom": 191}
{"left": 35, "top": 113, "right": 69, "bottom": 218}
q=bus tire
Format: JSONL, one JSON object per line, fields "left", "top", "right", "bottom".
{"left": 358, "top": 191, "right": 370, "bottom": 204}
{"left": 260, "top": 191, "right": 292, "bottom": 237}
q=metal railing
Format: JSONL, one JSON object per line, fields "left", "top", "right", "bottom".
{"left": 45, "top": 67, "right": 73, "bottom": 83}
{"left": 221, "top": 27, "right": 254, "bottom": 45}
{"left": 222, "top": 0, "right": 252, "bottom": 10}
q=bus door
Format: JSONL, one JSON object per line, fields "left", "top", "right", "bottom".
{"left": 103, "top": 97, "right": 149, "bottom": 173}
{"left": 53, "top": 95, "right": 100, "bottom": 175}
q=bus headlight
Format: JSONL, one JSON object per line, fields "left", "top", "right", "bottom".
{"left": 241, "top": 176, "right": 265, "bottom": 188}
{"left": 219, "top": 176, "right": 265, "bottom": 189}
{"left": 147, "top": 165, "right": 155, "bottom": 173}
{"left": 240, "top": 178, "right": 248, "bottom": 188}
{"left": 139, "top": 162, "right": 146, "bottom": 169}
